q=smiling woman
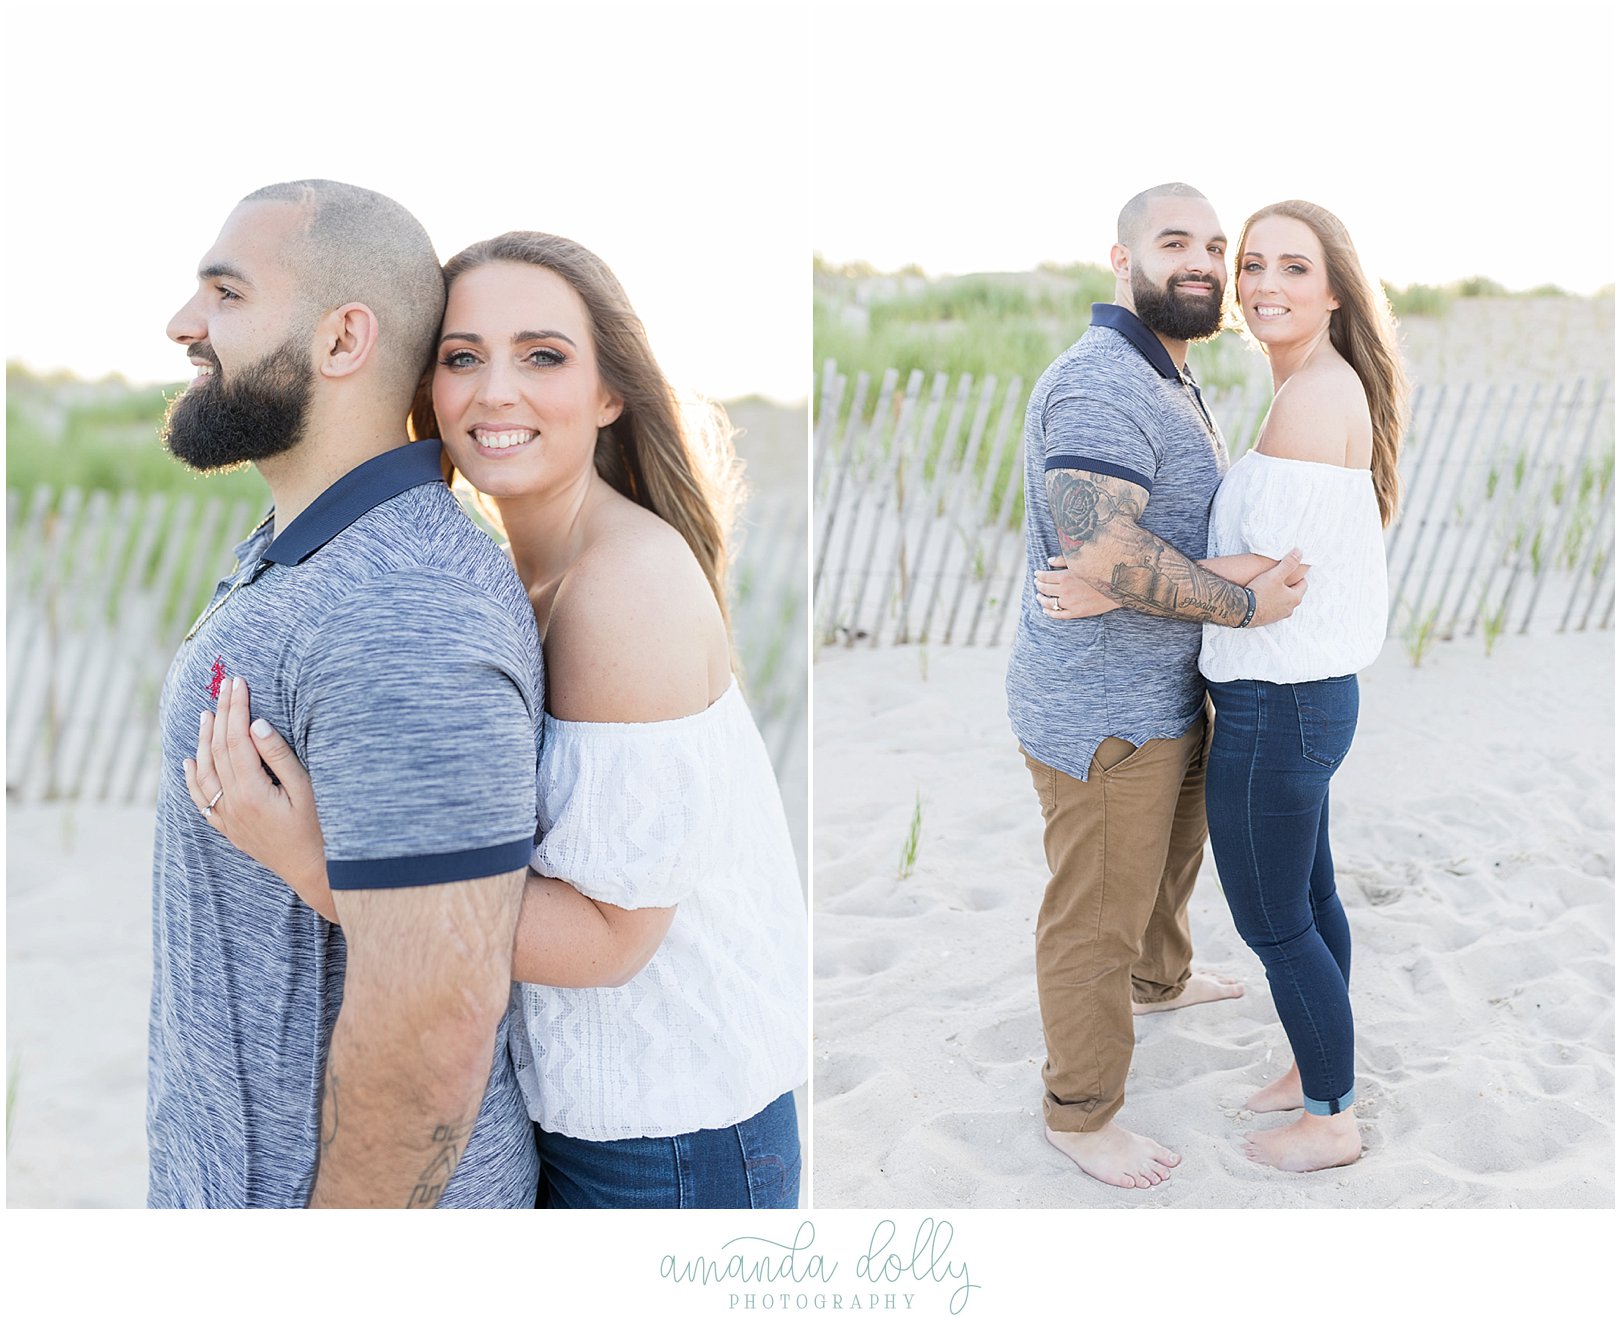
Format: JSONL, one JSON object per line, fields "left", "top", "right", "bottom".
{"left": 420, "top": 233, "right": 742, "bottom": 646}
{"left": 1193, "top": 198, "right": 1410, "bottom": 1174}
{"left": 431, "top": 262, "right": 623, "bottom": 502}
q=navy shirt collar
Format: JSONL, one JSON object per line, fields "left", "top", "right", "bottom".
{"left": 263, "top": 439, "right": 446, "bottom": 566}
{"left": 1090, "top": 303, "right": 1184, "bottom": 382}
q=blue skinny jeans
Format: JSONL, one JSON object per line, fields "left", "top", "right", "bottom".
{"left": 1205, "top": 676, "right": 1359, "bottom": 1116}
{"left": 534, "top": 1091, "right": 800, "bottom": 1209}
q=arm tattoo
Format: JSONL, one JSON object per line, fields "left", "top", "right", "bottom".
{"left": 405, "top": 1114, "right": 477, "bottom": 1208}
{"left": 1045, "top": 467, "right": 1248, "bottom": 625}
{"left": 1047, "top": 468, "right": 1142, "bottom": 555}
{"left": 311, "top": 1069, "right": 475, "bottom": 1208}
{"left": 1109, "top": 547, "right": 1248, "bottom": 622}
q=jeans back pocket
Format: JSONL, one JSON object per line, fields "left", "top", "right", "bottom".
{"left": 1292, "top": 676, "right": 1359, "bottom": 769}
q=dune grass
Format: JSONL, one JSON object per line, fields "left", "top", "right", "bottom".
{"left": 6, "top": 1053, "right": 18, "bottom": 1151}
{"left": 814, "top": 258, "right": 1592, "bottom": 422}
{"left": 7, "top": 364, "right": 270, "bottom": 503}
{"left": 897, "top": 790, "right": 923, "bottom": 881}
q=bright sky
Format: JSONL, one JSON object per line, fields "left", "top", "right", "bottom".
{"left": 6, "top": 2, "right": 810, "bottom": 403}
{"left": 812, "top": 3, "right": 1617, "bottom": 296}
{"left": 8, "top": 4, "right": 1610, "bottom": 406}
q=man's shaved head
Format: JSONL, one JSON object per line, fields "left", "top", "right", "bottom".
{"left": 239, "top": 179, "right": 445, "bottom": 399}
{"left": 1117, "top": 182, "right": 1210, "bottom": 248}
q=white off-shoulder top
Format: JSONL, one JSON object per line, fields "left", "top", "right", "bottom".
{"left": 1200, "top": 450, "right": 1387, "bottom": 684}
{"left": 508, "top": 679, "right": 808, "bottom": 1140}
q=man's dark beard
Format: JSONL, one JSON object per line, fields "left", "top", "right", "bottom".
{"left": 1132, "top": 268, "right": 1225, "bottom": 343}
{"left": 162, "top": 336, "right": 314, "bottom": 471}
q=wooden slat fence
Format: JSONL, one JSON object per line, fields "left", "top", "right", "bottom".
{"left": 814, "top": 360, "right": 1615, "bottom": 651}
{"left": 6, "top": 489, "right": 807, "bottom": 806}
{"left": 729, "top": 490, "right": 809, "bottom": 776}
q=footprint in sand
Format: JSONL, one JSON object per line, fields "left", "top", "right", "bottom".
{"left": 905, "top": 1109, "right": 1050, "bottom": 1183}
{"left": 948, "top": 885, "right": 1015, "bottom": 913}
{"left": 1354, "top": 876, "right": 1404, "bottom": 907}
{"left": 819, "top": 936, "right": 905, "bottom": 978}
{"left": 965, "top": 1015, "right": 1043, "bottom": 1066}
{"left": 814, "top": 1050, "right": 891, "bottom": 1100}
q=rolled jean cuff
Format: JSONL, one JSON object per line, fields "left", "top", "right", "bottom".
{"left": 1303, "top": 1085, "right": 1356, "bottom": 1117}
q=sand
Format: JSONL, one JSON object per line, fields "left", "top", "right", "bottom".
{"left": 5, "top": 798, "right": 809, "bottom": 1209}
{"left": 811, "top": 628, "right": 1614, "bottom": 1208}
{"left": 6, "top": 804, "right": 153, "bottom": 1208}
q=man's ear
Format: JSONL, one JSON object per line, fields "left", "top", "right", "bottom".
{"left": 1109, "top": 242, "right": 1132, "bottom": 281}
{"left": 317, "top": 302, "right": 380, "bottom": 380}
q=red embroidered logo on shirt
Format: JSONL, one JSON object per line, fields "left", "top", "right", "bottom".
{"left": 209, "top": 658, "right": 227, "bottom": 700}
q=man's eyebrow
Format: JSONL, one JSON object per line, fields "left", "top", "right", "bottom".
{"left": 1155, "top": 228, "right": 1227, "bottom": 245}
{"left": 199, "top": 262, "right": 252, "bottom": 286}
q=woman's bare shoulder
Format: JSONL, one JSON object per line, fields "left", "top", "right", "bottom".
{"left": 1255, "top": 357, "right": 1369, "bottom": 466}
{"left": 545, "top": 504, "right": 728, "bottom": 724}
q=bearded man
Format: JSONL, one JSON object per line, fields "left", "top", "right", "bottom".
{"left": 150, "top": 180, "right": 542, "bottom": 1207}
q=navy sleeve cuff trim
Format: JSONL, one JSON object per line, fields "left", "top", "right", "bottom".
{"left": 1043, "top": 455, "right": 1154, "bottom": 493}
{"left": 327, "top": 836, "right": 534, "bottom": 890}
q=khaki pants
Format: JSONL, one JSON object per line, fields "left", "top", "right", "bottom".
{"left": 1022, "top": 710, "right": 1210, "bottom": 1133}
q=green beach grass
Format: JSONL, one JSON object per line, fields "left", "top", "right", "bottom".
{"left": 814, "top": 257, "right": 1596, "bottom": 423}
{"left": 7, "top": 364, "right": 270, "bottom": 503}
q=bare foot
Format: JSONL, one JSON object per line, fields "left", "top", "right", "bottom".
{"left": 1133, "top": 970, "right": 1244, "bottom": 1015}
{"left": 1246, "top": 1063, "right": 1304, "bottom": 1113}
{"left": 1244, "top": 1111, "right": 1360, "bottom": 1172}
{"left": 1045, "top": 1122, "right": 1181, "bottom": 1189}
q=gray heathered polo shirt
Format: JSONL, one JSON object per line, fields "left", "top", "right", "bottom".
{"left": 147, "top": 440, "right": 543, "bottom": 1208}
{"left": 1006, "top": 304, "right": 1228, "bottom": 781}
